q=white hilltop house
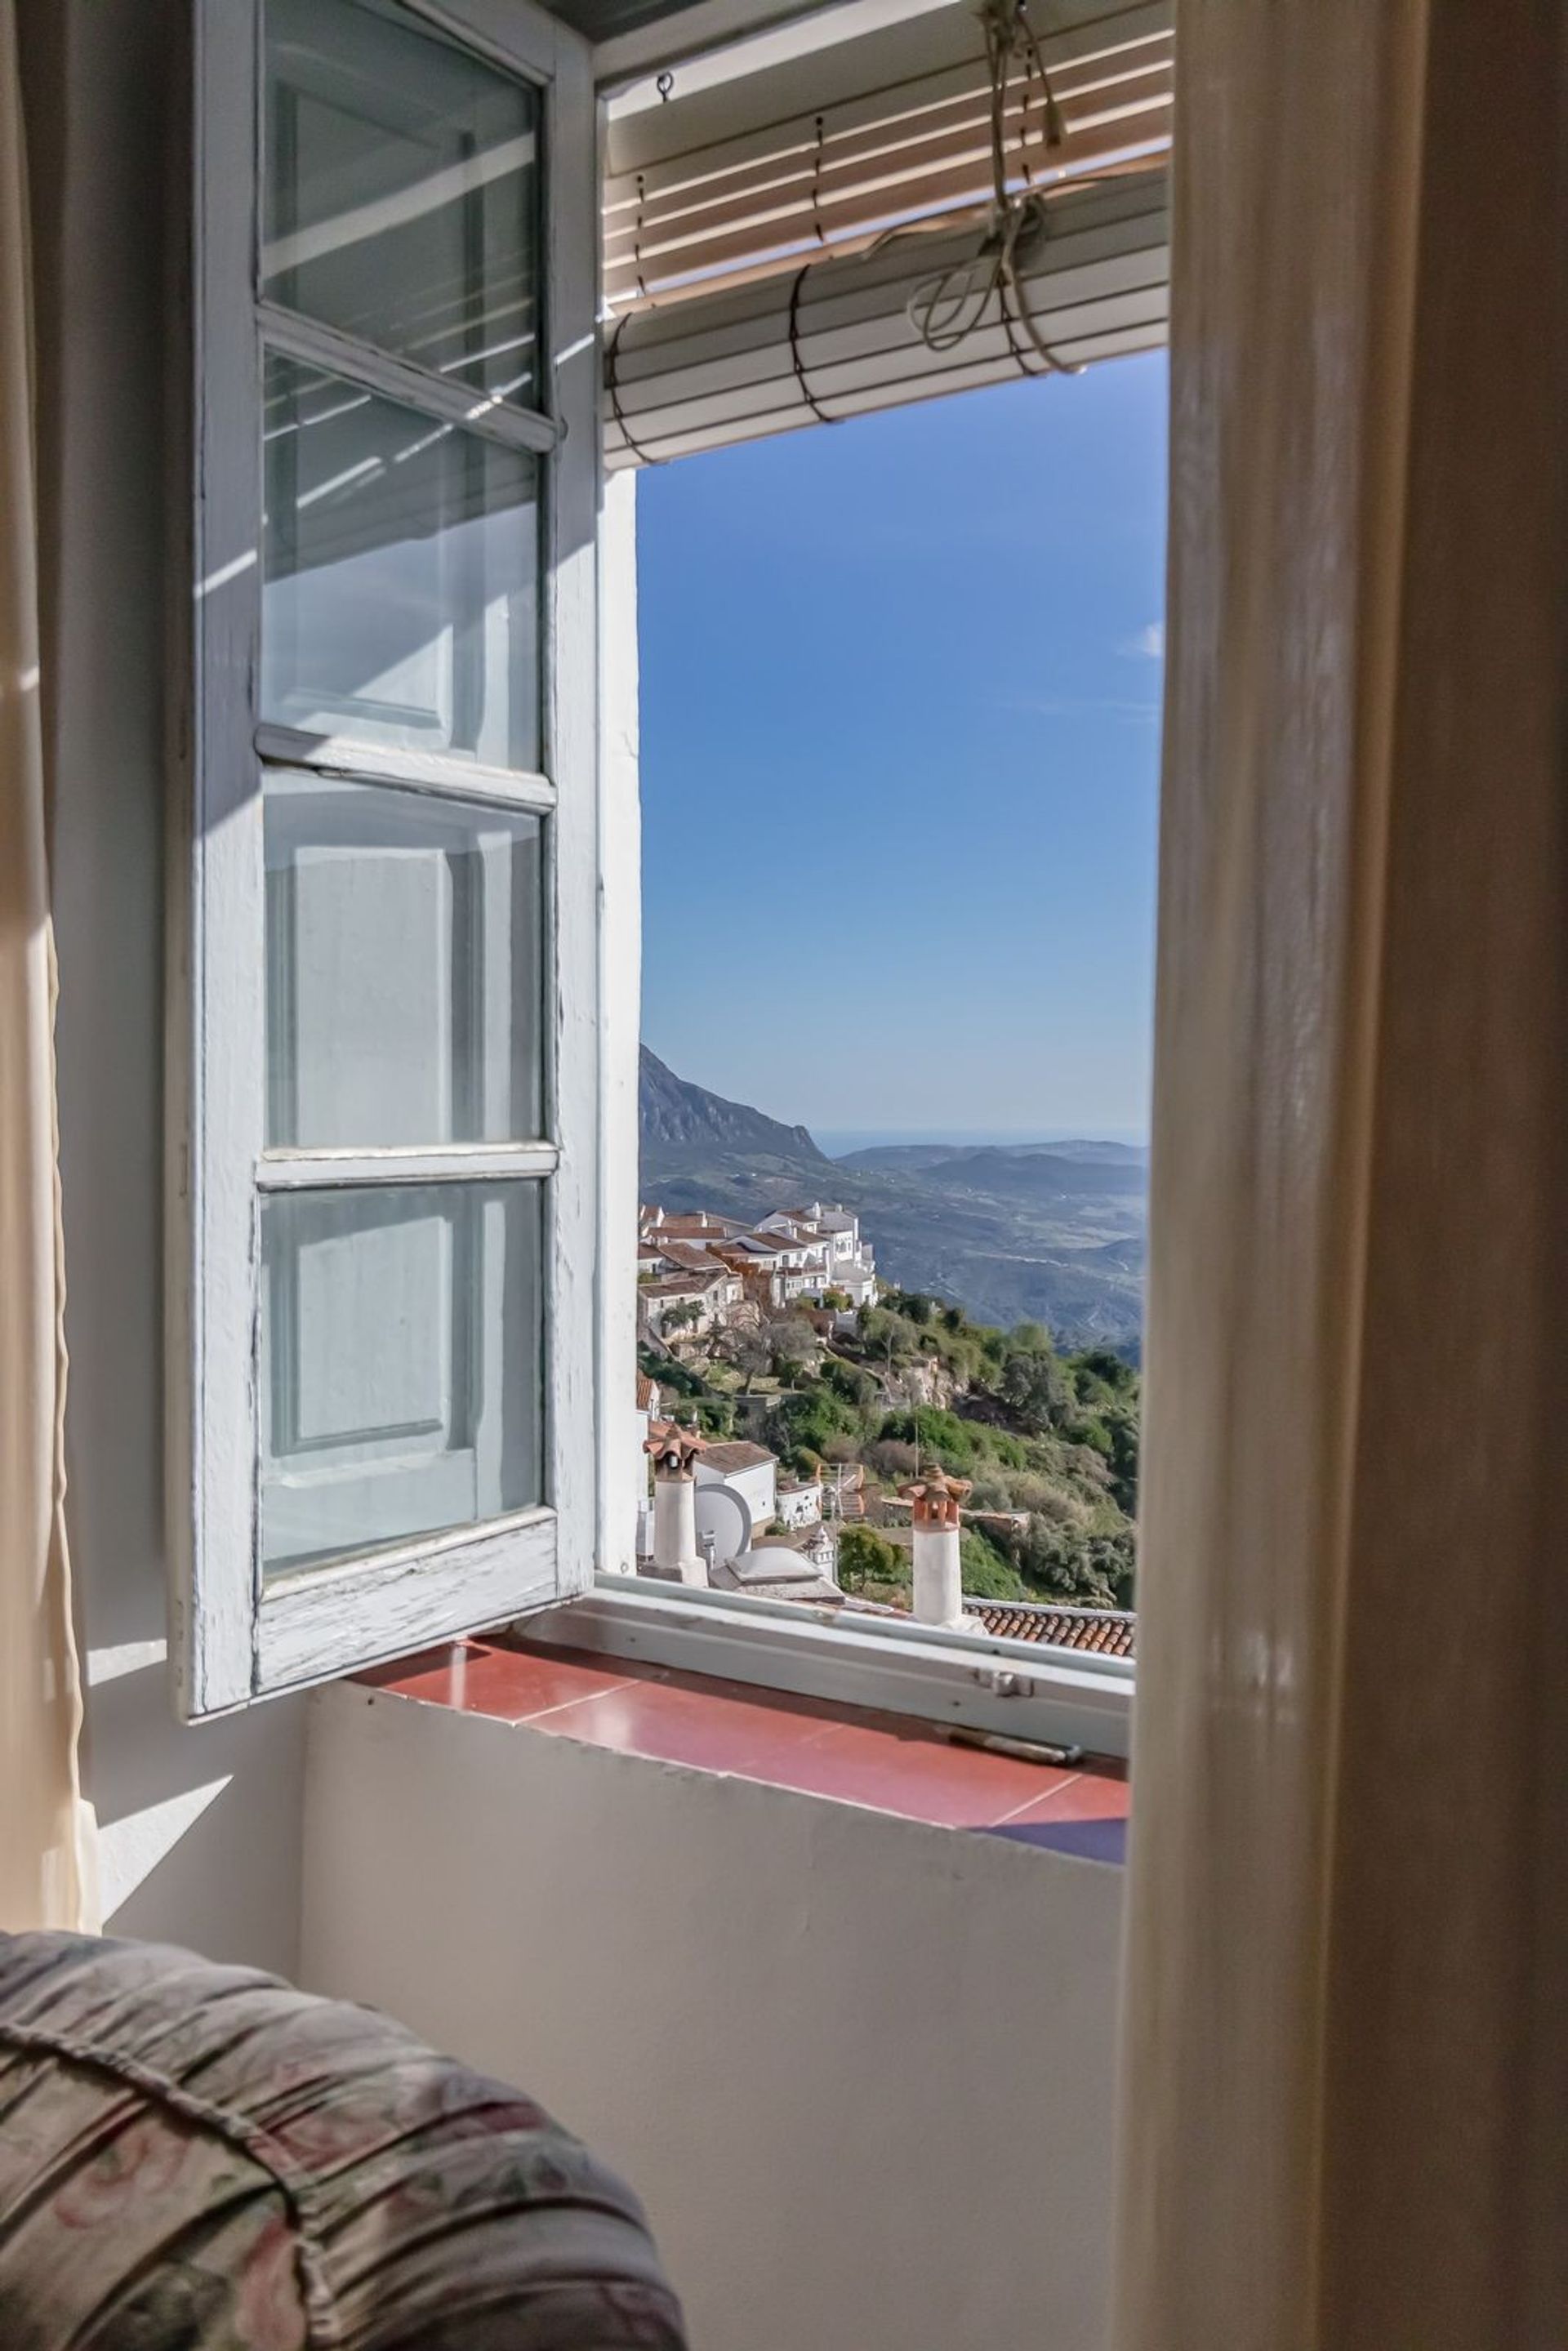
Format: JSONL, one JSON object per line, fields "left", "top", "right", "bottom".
{"left": 693, "top": 1440, "right": 777, "bottom": 1532}
{"left": 756, "top": 1203, "right": 879, "bottom": 1309}
{"left": 777, "top": 1472, "right": 824, "bottom": 1529}
{"left": 637, "top": 1199, "right": 878, "bottom": 1321}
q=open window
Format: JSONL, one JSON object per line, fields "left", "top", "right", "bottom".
{"left": 552, "top": 0, "right": 1168, "bottom": 1756}
{"left": 169, "top": 0, "right": 599, "bottom": 1714}
{"left": 169, "top": 0, "right": 1164, "bottom": 1752}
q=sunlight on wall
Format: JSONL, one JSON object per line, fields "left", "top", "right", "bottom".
{"left": 98, "top": 1777, "right": 231, "bottom": 1924}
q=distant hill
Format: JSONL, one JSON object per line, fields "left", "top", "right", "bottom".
{"left": 639, "top": 1049, "right": 1147, "bottom": 1351}
{"left": 840, "top": 1138, "right": 1147, "bottom": 1173}
{"left": 639, "top": 1046, "right": 827, "bottom": 1163}
{"left": 918, "top": 1147, "right": 1149, "bottom": 1202}
{"left": 835, "top": 1142, "right": 974, "bottom": 1173}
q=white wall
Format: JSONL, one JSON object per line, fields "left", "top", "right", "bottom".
{"left": 697, "top": 1456, "right": 776, "bottom": 1523}
{"left": 301, "top": 1685, "right": 1123, "bottom": 2351}
{"left": 22, "top": 0, "right": 306, "bottom": 1970}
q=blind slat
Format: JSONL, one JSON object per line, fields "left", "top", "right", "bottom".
{"left": 604, "top": 65, "right": 1173, "bottom": 253}
{"left": 606, "top": 113, "right": 1170, "bottom": 304}
{"left": 603, "top": 38, "right": 1172, "bottom": 217}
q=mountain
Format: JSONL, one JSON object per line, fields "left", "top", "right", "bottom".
{"left": 639, "top": 1046, "right": 827, "bottom": 1163}
{"left": 639, "top": 1050, "right": 1148, "bottom": 1352}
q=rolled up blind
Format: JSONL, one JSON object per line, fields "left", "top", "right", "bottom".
{"left": 602, "top": 0, "right": 1172, "bottom": 465}
{"left": 605, "top": 166, "right": 1167, "bottom": 465}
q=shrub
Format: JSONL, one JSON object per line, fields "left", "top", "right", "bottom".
{"left": 1008, "top": 1476, "right": 1086, "bottom": 1524}
{"left": 1014, "top": 1521, "right": 1136, "bottom": 1610}
{"left": 1071, "top": 1345, "right": 1139, "bottom": 1397}
{"left": 958, "top": 1528, "right": 1027, "bottom": 1601}
{"left": 766, "top": 1382, "right": 860, "bottom": 1465}
{"left": 820, "top": 1356, "right": 878, "bottom": 1414}
{"left": 966, "top": 1473, "right": 1014, "bottom": 1513}
{"left": 877, "top": 1406, "right": 977, "bottom": 1472}
{"left": 865, "top": 1438, "right": 918, "bottom": 1482}
{"left": 1064, "top": 1413, "right": 1113, "bottom": 1458}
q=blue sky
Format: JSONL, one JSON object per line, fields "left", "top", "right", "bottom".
{"left": 636, "top": 350, "right": 1168, "bottom": 1142}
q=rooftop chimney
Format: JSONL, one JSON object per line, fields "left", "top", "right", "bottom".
{"left": 900, "top": 1467, "right": 973, "bottom": 1632}
{"left": 645, "top": 1419, "right": 708, "bottom": 1586}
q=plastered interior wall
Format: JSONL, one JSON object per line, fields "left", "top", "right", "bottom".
{"left": 21, "top": 0, "right": 307, "bottom": 1970}
{"left": 302, "top": 1685, "right": 1125, "bottom": 2351}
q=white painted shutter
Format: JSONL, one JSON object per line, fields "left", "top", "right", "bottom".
{"left": 175, "top": 0, "right": 602, "bottom": 1716}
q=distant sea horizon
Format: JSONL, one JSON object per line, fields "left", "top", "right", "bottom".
{"left": 814, "top": 1125, "right": 1151, "bottom": 1159}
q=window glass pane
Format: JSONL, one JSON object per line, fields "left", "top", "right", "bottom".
{"left": 265, "top": 775, "right": 543, "bottom": 1148}
{"left": 262, "top": 354, "right": 540, "bottom": 768}
{"left": 260, "top": 1180, "right": 543, "bottom": 1576}
{"left": 265, "top": 0, "right": 541, "bottom": 405}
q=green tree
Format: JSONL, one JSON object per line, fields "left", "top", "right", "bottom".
{"left": 836, "top": 1524, "right": 908, "bottom": 1595}
{"left": 998, "top": 1346, "right": 1071, "bottom": 1432}
{"left": 765, "top": 1318, "right": 818, "bottom": 1376}
{"left": 716, "top": 1325, "right": 773, "bottom": 1395}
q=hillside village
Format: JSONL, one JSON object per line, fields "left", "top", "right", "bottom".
{"left": 639, "top": 1044, "right": 1148, "bottom": 1350}
{"left": 639, "top": 1197, "right": 879, "bottom": 1335}
{"left": 634, "top": 1196, "right": 1139, "bottom": 1657}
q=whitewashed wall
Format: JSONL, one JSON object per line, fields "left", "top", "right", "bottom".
{"left": 302, "top": 1685, "right": 1124, "bottom": 2351}
{"left": 22, "top": 0, "right": 307, "bottom": 1970}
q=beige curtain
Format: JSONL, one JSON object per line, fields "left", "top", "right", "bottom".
{"left": 0, "top": 0, "right": 93, "bottom": 1934}
{"left": 1115, "top": 2, "right": 1568, "bottom": 2344}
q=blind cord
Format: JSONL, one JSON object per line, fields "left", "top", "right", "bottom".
{"left": 905, "top": 0, "right": 1083, "bottom": 376}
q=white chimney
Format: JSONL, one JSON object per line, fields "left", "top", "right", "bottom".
{"left": 902, "top": 1467, "right": 973, "bottom": 1632}
{"left": 646, "top": 1420, "right": 708, "bottom": 1585}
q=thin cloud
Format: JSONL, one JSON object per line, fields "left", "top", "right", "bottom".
{"left": 1120, "top": 621, "right": 1165, "bottom": 660}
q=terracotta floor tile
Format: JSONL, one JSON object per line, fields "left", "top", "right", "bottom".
{"left": 755, "top": 1721, "right": 1078, "bottom": 1828}
{"left": 524, "top": 1674, "right": 838, "bottom": 1774}
{"left": 359, "top": 1641, "right": 626, "bottom": 1724}
{"left": 1000, "top": 1769, "right": 1133, "bottom": 1828}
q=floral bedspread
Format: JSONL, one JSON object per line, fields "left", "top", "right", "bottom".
{"left": 0, "top": 1931, "right": 687, "bottom": 2350}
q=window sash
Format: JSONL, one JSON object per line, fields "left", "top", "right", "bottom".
{"left": 171, "top": 0, "right": 600, "bottom": 1717}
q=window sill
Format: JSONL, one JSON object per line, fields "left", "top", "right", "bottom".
{"left": 355, "top": 1636, "right": 1129, "bottom": 1857}
{"left": 528, "top": 1574, "right": 1134, "bottom": 1760}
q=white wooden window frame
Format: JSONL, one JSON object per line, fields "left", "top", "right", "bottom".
{"left": 168, "top": 0, "right": 1138, "bottom": 1752}
{"left": 169, "top": 0, "right": 602, "bottom": 1716}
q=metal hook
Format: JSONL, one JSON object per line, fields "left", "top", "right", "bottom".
{"left": 657, "top": 69, "right": 674, "bottom": 100}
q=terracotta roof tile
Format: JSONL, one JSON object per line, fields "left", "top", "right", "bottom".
{"left": 965, "top": 1601, "right": 1137, "bottom": 1658}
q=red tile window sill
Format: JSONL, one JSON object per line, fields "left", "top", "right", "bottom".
{"left": 356, "top": 1638, "right": 1129, "bottom": 1843}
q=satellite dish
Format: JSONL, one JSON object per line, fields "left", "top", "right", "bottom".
{"left": 693, "top": 1481, "right": 752, "bottom": 1568}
